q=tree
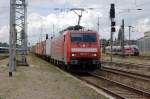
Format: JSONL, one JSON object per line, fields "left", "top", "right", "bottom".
{"left": 100, "top": 39, "right": 109, "bottom": 53}
{"left": 0, "top": 42, "right": 9, "bottom": 47}
{"left": 118, "top": 27, "right": 123, "bottom": 46}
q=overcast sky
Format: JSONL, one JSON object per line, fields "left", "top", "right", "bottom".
{"left": 0, "top": 0, "right": 150, "bottom": 44}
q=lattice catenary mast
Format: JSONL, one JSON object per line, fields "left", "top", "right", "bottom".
{"left": 9, "top": 0, "right": 28, "bottom": 77}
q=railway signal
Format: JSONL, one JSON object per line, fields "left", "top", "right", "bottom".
{"left": 109, "top": 3, "right": 116, "bottom": 62}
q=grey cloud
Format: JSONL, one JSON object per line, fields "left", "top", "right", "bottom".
{"left": 0, "top": 0, "right": 150, "bottom": 43}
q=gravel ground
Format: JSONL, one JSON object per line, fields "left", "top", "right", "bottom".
{"left": 0, "top": 53, "right": 8, "bottom": 60}
{"left": 101, "top": 54, "right": 150, "bottom": 76}
{"left": 0, "top": 54, "right": 108, "bottom": 99}
{"left": 102, "top": 54, "right": 150, "bottom": 65}
{"left": 96, "top": 70, "right": 150, "bottom": 93}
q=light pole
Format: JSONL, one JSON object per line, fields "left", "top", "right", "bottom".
{"left": 128, "top": 26, "right": 135, "bottom": 46}
{"left": 128, "top": 25, "right": 135, "bottom": 56}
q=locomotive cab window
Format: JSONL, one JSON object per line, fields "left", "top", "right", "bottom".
{"left": 71, "top": 33, "right": 96, "bottom": 42}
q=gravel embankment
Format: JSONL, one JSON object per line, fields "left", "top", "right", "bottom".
{"left": 0, "top": 54, "right": 109, "bottom": 99}
{"left": 0, "top": 53, "right": 8, "bottom": 60}
{"left": 102, "top": 54, "right": 150, "bottom": 65}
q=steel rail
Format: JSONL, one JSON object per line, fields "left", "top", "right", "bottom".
{"left": 101, "top": 60, "right": 150, "bottom": 67}
{"left": 76, "top": 75, "right": 125, "bottom": 99}
{"left": 101, "top": 66, "right": 150, "bottom": 82}
{"left": 90, "top": 72, "right": 150, "bottom": 98}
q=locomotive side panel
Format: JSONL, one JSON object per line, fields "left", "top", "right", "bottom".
{"left": 64, "top": 32, "right": 71, "bottom": 64}
{"left": 51, "top": 35, "right": 65, "bottom": 62}
{"left": 96, "top": 33, "right": 101, "bottom": 59}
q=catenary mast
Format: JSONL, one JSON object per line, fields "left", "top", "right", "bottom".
{"left": 9, "top": 0, "right": 28, "bottom": 77}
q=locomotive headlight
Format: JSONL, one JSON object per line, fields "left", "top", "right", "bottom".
{"left": 72, "top": 54, "right": 76, "bottom": 56}
{"left": 92, "top": 54, "right": 97, "bottom": 56}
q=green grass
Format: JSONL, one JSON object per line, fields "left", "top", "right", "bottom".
{"left": 102, "top": 53, "right": 150, "bottom": 65}
{"left": 29, "top": 54, "right": 109, "bottom": 99}
{"left": 0, "top": 53, "right": 8, "bottom": 60}
{"left": 71, "top": 95, "right": 79, "bottom": 99}
{"left": 140, "top": 52, "right": 150, "bottom": 57}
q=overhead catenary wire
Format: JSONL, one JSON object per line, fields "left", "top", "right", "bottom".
{"left": 134, "top": 0, "right": 150, "bottom": 7}
{"left": 1, "top": 0, "right": 150, "bottom": 9}
{"left": 1, "top": 1, "right": 149, "bottom": 41}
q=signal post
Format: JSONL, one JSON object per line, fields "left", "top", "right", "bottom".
{"left": 109, "top": 3, "right": 116, "bottom": 62}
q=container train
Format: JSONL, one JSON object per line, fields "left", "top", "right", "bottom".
{"left": 105, "top": 45, "right": 139, "bottom": 56}
{"left": 31, "top": 25, "right": 101, "bottom": 72}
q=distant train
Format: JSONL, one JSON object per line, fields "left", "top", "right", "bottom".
{"left": 31, "top": 25, "right": 101, "bottom": 72}
{"left": 105, "top": 45, "right": 139, "bottom": 56}
{"left": 0, "top": 47, "right": 9, "bottom": 53}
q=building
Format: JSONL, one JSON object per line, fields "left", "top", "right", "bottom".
{"left": 137, "top": 31, "right": 150, "bottom": 54}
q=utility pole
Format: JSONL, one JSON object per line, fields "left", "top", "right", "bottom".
{"left": 97, "top": 17, "right": 100, "bottom": 32}
{"left": 109, "top": 3, "right": 116, "bottom": 62}
{"left": 9, "top": 0, "right": 28, "bottom": 77}
{"left": 128, "top": 25, "right": 134, "bottom": 56}
{"left": 52, "top": 24, "right": 55, "bottom": 37}
{"left": 128, "top": 26, "right": 132, "bottom": 46}
{"left": 121, "top": 19, "right": 125, "bottom": 57}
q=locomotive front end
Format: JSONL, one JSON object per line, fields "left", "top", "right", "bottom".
{"left": 69, "top": 31, "right": 101, "bottom": 71}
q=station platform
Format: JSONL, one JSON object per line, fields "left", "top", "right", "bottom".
{"left": 0, "top": 54, "right": 112, "bottom": 99}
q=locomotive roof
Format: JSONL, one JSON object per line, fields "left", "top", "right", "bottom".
{"left": 70, "top": 30, "right": 97, "bottom": 33}
{"left": 59, "top": 25, "right": 97, "bottom": 34}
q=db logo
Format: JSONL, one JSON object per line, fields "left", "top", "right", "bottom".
{"left": 83, "top": 44, "right": 86, "bottom": 48}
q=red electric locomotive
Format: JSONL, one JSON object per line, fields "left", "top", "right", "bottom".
{"left": 50, "top": 26, "right": 101, "bottom": 71}
{"left": 32, "top": 25, "right": 101, "bottom": 72}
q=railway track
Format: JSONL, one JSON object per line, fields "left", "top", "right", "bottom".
{"left": 71, "top": 63, "right": 150, "bottom": 99}
{"left": 101, "top": 66, "right": 150, "bottom": 82}
{"left": 43, "top": 57, "right": 150, "bottom": 98}
{"left": 101, "top": 60, "right": 150, "bottom": 77}
{"left": 76, "top": 72, "right": 150, "bottom": 99}
{"left": 99, "top": 66, "right": 150, "bottom": 92}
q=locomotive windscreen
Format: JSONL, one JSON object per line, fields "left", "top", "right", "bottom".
{"left": 71, "top": 33, "right": 96, "bottom": 42}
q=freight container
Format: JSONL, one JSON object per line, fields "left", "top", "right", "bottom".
{"left": 46, "top": 38, "right": 51, "bottom": 57}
